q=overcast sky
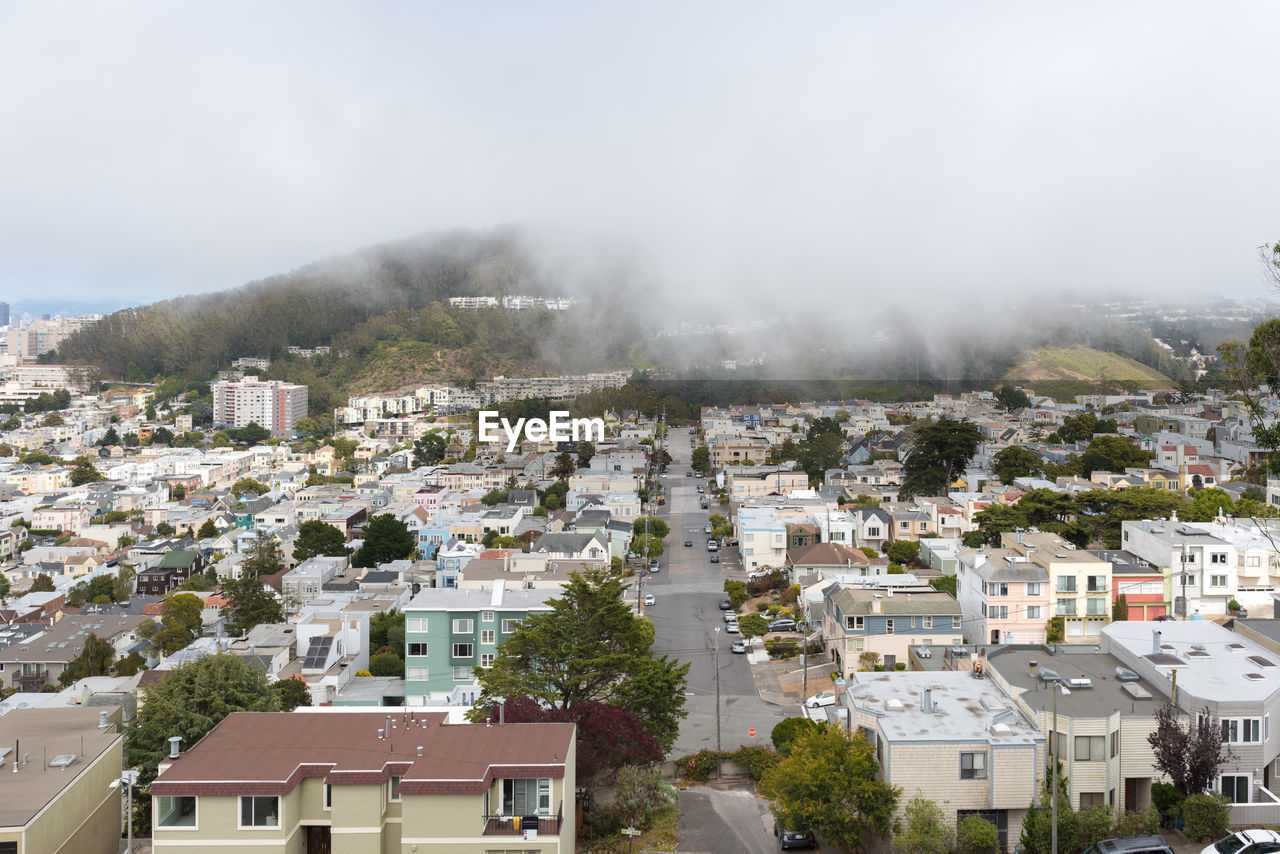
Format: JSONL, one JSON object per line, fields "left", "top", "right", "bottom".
{"left": 3, "top": 1, "right": 1279, "bottom": 312}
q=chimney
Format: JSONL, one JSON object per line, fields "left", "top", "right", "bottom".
{"left": 417, "top": 745, "right": 423, "bottom": 757}
{"left": 871, "top": 596, "right": 882, "bottom": 614}
{"left": 923, "top": 687, "right": 934, "bottom": 713}
{"left": 498, "top": 700, "right": 505, "bottom": 726}
{"left": 168, "top": 736, "right": 182, "bottom": 760}
{"left": 1152, "top": 628, "right": 1162, "bottom": 655}
{"left": 887, "top": 588, "right": 894, "bottom": 598}
{"left": 98, "top": 711, "right": 109, "bottom": 731}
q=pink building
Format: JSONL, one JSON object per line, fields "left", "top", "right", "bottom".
{"left": 956, "top": 547, "right": 1052, "bottom": 645}
{"left": 414, "top": 485, "right": 450, "bottom": 513}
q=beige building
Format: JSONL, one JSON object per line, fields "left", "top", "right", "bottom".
{"left": 1001, "top": 532, "right": 1112, "bottom": 642}
{"left": 0, "top": 706, "right": 125, "bottom": 854}
{"left": 842, "top": 671, "right": 1045, "bottom": 851}
{"left": 151, "top": 711, "right": 576, "bottom": 853}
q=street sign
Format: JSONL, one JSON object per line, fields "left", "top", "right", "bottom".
{"left": 748, "top": 728, "right": 757, "bottom": 738}
{"left": 622, "top": 827, "right": 642, "bottom": 837}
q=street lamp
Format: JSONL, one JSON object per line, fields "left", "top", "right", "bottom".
{"left": 714, "top": 625, "right": 722, "bottom": 780}
{"left": 109, "top": 769, "right": 140, "bottom": 853}
{"left": 1050, "top": 683, "right": 1072, "bottom": 854}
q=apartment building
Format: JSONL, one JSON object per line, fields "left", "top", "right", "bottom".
{"left": 823, "top": 586, "right": 963, "bottom": 674}
{"left": 842, "top": 671, "right": 1044, "bottom": 852}
{"left": 403, "top": 582, "right": 556, "bottom": 703}
{"left": 724, "top": 468, "right": 808, "bottom": 500}
{"left": 150, "top": 711, "right": 577, "bottom": 853}
{"left": 0, "top": 707, "right": 124, "bottom": 854}
{"left": 212, "top": 376, "right": 309, "bottom": 438}
{"left": 1003, "top": 532, "right": 1112, "bottom": 642}
{"left": 1121, "top": 516, "right": 1238, "bottom": 617}
{"left": 956, "top": 547, "right": 1051, "bottom": 645}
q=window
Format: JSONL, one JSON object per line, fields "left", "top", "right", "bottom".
{"left": 502, "top": 778, "right": 552, "bottom": 816}
{"left": 454, "top": 666, "right": 473, "bottom": 681}
{"left": 1211, "top": 552, "right": 1228, "bottom": 565}
{"left": 1074, "top": 735, "right": 1104, "bottom": 761}
{"left": 922, "top": 616, "right": 933, "bottom": 629}
{"left": 1057, "top": 599, "right": 1076, "bottom": 616}
{"left": 1057, "top": 576, "right": 1076, "bottom": 593}
{"left": 900, "top": 521, "right": 910, "bottom": 530}
{"left": 1026, "top": 583, "right": 1041, "bottom": 596}
{"left": 885, "top": 619, "right": 894, "bottom": 635}
{"left": 1221, "top": 775, "right": 1250, "bottom": 804}
{"left": 389, "top": 776, "right": 402, "bottom": 801}
{"left": 407, "top": 642, "right": 428, "bottom": 656}
{"left": 1086, "top": 599, "right": 1107, "bottom": 615}
{"left": 156, "top": 795, "right": 197, "bottom": 828}
{"left": 1248, "top": 556, "right": 1262, "bottom": 567}
{"left": 482, "top": 610, "right": 495, "bottom": 622}
{"left": 453, "top": 618, "right": 474, "bottom": 634}
{"left": 239, "top": 796, "right": 280, "bottom": 828}
{"left": 407, "top": 617, "right": 428, "bottom": 632}
{"left": 990, "top": 606, "right": 1008, "bottom": 619}
{"left": 952, "top": 616, "right": 961, "bottom": 629}
{"left": 481, "top": 653, "right": 495, "bottom": 667}
{"left": 868, "top": 527, "right": 880, "bottom": 538}
{"left": 1078, "top": 792, "right": 1104, "bottom": 808}
{"left": 846, "top": 616, "right": 864, "bottom": 630}
{"left": 1086, "top": 575, "right": 1106, "bottom": 593}
{"left": 406, "top": 666, "right": 429, "bottom": 680}
{"left": 1210, "top": 574, "right": 1228, "bottom": 588}
{"left": 960, "top": 752, "right": 987, "bottom": 779}
{"left": 1025, "top": 606, "right": 1042, "bottom": 619}
{"left": 501, "top": 619, "right": 521, "bottom": 633}
{"left": 480, "top": 629, "right": 496, "bottom": 644}
{"left": 1110, "top": 731, "right": 1118, "bottom": 758}
{"left": 987, "top": 583, "right": 1008, "bottom": 597}
{"left": 452, "top": 643, "right": 474, "bottom": 659}
{"left": 1221, "top": 718, "right": 1261, "bottom": 744}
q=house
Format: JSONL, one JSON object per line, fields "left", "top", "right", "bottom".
{"left": 841, "top": 671, "right": 1044, "bottom": 852}
{"left": 785, "top": 542, "right": 886, "bottom": 586}
{"left": 136, "top": 549, "right": 210, "bottom": 596}
{"left": 1121, "top": 516, "right": 1238, "bottom": 617}
{"left": 149, "top": 711, "right": 577, "bottom": 853}
{"left": 1003, "top": 532, "right": 1112, "bottom": 642}
{"left": 822, "top": 585, "right": 963, "bottom": 674}
{"left": 956, "top": 548, "right": 1051, "bottom": 645}
{"left": 849, "top": 507, "right": 892, "bottom": 552}
{"left": 529, "top": 532, "right": 608, "bottom": 564}
{"left": 0, "top": 613, "right": 150, "bottom": 689}
{"left": 1094, "top": 549, "right": 1170, "bottom": 620}
{"left": 0, "top": 707, "right": 125, "bottom": 854}
{"left": 403, "top": 581, "right": 557, "bottom": 703}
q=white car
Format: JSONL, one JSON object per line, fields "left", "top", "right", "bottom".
{"left": 725, "top": 621, "right": 740, "bottom": 634}
{"left": 805, "top": 691, "right": 836, "bottom": 708}
{"left": 704, "top": 524, "right": 712, "bottom": 534}
{"left": 1203, "top": 830, "right": 1280, "bottom": 854}
{"left": 643, "top": 593, "right": 655, "bottom": 606}
{"left": 723, "top": 611, "right": 739, "bottom": 623}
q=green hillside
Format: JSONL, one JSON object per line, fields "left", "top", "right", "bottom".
{"left": 1005, "top": 346, "right": 1172, "bottom": 385}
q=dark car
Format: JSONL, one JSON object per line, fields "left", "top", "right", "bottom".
{"left": 719, "top": 599, "right": 733, "bottom": 610}
{"left": 1081, "top": 835, "right": 1176, "bottom": 854}
{"left": 769, "top": 618, "right": 798, "bottom": 632}
{"left": 710, "top": 554, "right": 719, "bottom": 563}
{"left": 775, "top": 823, "right": 817, "bottom": 850}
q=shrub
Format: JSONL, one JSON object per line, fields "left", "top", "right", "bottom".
{"left": 583, "top": 806, "right": 621, "bottom": 838}
{"left": 613, "top": 765, "right": 665, "bottom": 830}
{"left": 765, "top": 639, "right": 800, "bottom": 659}
{"left": 1228, "top": 598, "right": 1242, "bottom": 612}
{"left": 730, "top": 745, "right": 780, "bottom": 781}
{"left": 676, "top": 750, "right": 719, "bottom": 784}
{"left": 723, "top": 579, "right": 749, "bottom": 610}
{"left": 894, "top": 794, "right": 953, "bottom": 854}
{"left": 1070, "top": 804, "right": 1116, "bottom": 853}
{"left": 956, "top": 815, "right": 999, "bottom": 854}
{"left": 1181, "top": 793, "right": 1230, "bottom": 842}
{"left": 894, "top": 662, "right": 906, "bottom": 671}
{"left": 755, "top": 602, "right": 769, "bottom": 612}
{"left": 771, "top": 717, "right": 821, "bottom": 757}
{"left": 1111, "top": 806, "right": 1159, "bottom": 838}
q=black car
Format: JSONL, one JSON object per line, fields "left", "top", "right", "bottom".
{"left": 685, "top": 540, "right": 693, "bottom": 547}
{"left": 719, "top": 599, "right": 733, "bottom": 610}
{"left": 775, "top": 823, "right": 817, "bottom": 850}
{"left": 710, "top": 554, "right": 719, "bottom": 563}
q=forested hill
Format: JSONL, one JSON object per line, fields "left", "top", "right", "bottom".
{"left": 49, "top": 228, "right": 606, "bottom": 382}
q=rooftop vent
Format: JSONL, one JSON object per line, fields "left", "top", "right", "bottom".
{"left": 1191, "top": 644, "right": 1206, "bottom": 651}
{"left": 1162, "top": 644, "right": 1175, "bottom": 651}
{"left": 1039, "top": 668, "right": 1061, "bottom": 682}
{"left": 1063, "top": 677, "right": 1093, "bottom": 689}
{"left": 885, "top": 698, "right": 904, "bottom": 711}
{"left": 48, "top": 754, "right": 77, "bottom": 770}
{"left": 1246, "top": 673, "right": 1266, "bottom": 681}
{"left": 1249, "top": 656, "right": 1275, "bottom": 668}
{"left": 991, "top": 722, "right": 1012, "bottom": 734}
{"left": 1114, "top": 667, "right": 1139, "bottom": 682}
{"left": 1122, "top": 683, "right": 1152, "bottom": 699}
{"left": 1186, "top": 650, "right": 1211, "bottom": 658}
{"left": 1228, "top": 643, "right": 1246, "bottom": 652}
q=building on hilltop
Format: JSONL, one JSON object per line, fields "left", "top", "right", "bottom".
{"left": 211, "top": 376, "right": 308, "bottom": 439}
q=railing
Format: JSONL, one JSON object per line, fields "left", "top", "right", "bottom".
{"left": 1229, "top": 785, "right": 1280, "bottom": 827}
{"left": 483, "top": 805, "right": 563, "bottom": 836}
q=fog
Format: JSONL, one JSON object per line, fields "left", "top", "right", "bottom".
{"left": 3, "top": 1, "right": 1280, "bottom": 312}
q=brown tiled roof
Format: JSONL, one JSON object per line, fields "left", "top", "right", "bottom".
{"left": 151, "top": 712, "right": 574, "bottom": 797}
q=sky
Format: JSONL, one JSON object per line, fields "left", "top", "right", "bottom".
{"left": 3, "top": 2, "right": 1280, "bottom": 314}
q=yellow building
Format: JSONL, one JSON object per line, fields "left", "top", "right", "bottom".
{"left": 0, "top": 706, "right": 125, "bottom": 854}
{"left": 151, "top": 711, "right": 577, "bottom": 853}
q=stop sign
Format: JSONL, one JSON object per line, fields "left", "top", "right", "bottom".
{"left": 748, "top": 728, "right": 757, "bottom": 738}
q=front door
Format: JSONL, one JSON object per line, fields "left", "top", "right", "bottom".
{"left": 883, "top": 654, "right": 895, "bottom": 670}
{"left": 991, "top": 629, "right": 1000, "bottom": 644}
{"left": 305, "top": 825, "right": 331, "bottom": 854}
{"left": 1124, "top": 778, "right": 1138, "bottom": 811}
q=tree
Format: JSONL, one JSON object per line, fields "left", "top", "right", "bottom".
{"left": 0, "top": 574, "right": 9, "bottom": 604}
{"left": 138, "top": 617, "right": 196, "bottom": 656}
{"left": 197, "top": 518, "right": 219, "bottom": 539}
{"left": 992, "top": 446, "right": 1043, "bottom": 484}
{"left": 58, "top": 633, "right": 117, "bottom": 686}
{"left": 42, "top": 412, "right": 65, "bottom": 427}
{"left": 271, "top": 676, "right": 313, "bottom": 711}
{"left": 224, "top": 530, "right": 284, "bottom": 634}
{"left": 1113, "top": 593, "right": 1129, "bottom": 621}
{"left": 760, "top": 724, "right": 898, "bottom": 851}
{"left": 471, "top": 567, "right": 689, "bottom": 751}
{"left": 576, "top": 441, "right": 595, "bottom": 469}
{"left": 894, "top": 794, "right": 954, "bottom": 854}
{"left": 691, "top": 445, "right": 710, "bottom": 474}
{"left": 230, "top": 422, "right": 270, "bottom": 445}
{"left": 369, "top": 610, "right": 406, "bottom": 654}
{"left": 97, "top": 426, "right": 120, "bottom": 447}
{"left": 292, "top": 520, "right": 349, "bottom": 561}
{"left": 928, "top": 575, "right": 957, "bottom": 597}
{"left": 68, "top": 456, "right": 106, "bottom": 486}
{"left": 884, "top": 540, "right": 919, "bottom": 564}
{"left": 900, "top": 417, "right": 982, "bottom": 498}
{"left": 368, "top": 650, "right": 404, "bottom": 677}
{"left": 738, "top": 613, "right": 769, "bottom": 637}
{"left": 112, "top": 565, "right": 135, "bottom": 602}
{"left": 994, "top": 386, "right": 1032, "bottom": 412}
{"left": 31, "top": 573, "right": 54, "bottom": 592}
{"left": 796, "top": 432, "right": 845, "bottom": 483}
{"left": 412, "top": 431, "right": 447, "bottom": 467}
{"left": 550, "top": 452, "right": 576, "bottom": 482}
{"left": 231, "top": 477, "right": 270, "bottom": 497}
{"left": 612, "top": 765, "right": 665, "bottom": 830}
{"left": 631, "top": 516, "right": 670, "bottom": 540}
{"left": 150, "top": 426, "right": 175, "bottom": 446}
{"left": 170, "top": 483, "right": 187, "bottom": 501}
{"left": 631, "top": 533, "right": 665, "bottom": 561}
{"left": 1147, "top": 704, "right": 1234, "bottom": 796}
{"left": 352, "top": 514, "right": 415, "bottom": 567}
{"left": 162, "top": 593, "right": 205, "bottom": 637}
{"left": 859, "top": 651, "right": 882, "bottom": 671}
{"left": 771, "top": 716, "right": 822, "bottom": 757}
{"left": 1188, "top": 488, "right": 1235, "bottom": 521}
{"left": 1077, "top": 435, "right": 1153, "bottom": 477}
{"left": 154, "top": 521, "right": 175, "bottom": 537}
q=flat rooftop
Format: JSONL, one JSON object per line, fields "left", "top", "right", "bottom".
{"left": 846, "top": 671, "right": 1041, "bottom": 746}
{"left": 987, "top": 645, "right": 1165, "bottom": 718}
{"left": 0, "top": 706, "right": 121, "bottom": 827}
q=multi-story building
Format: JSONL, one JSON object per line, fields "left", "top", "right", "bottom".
{"left": 150, "top": 711, "right": 577, "bottom": 853}
{"left": 1003, "top": 532, "right": 1113, "bottom": 642}
{"left": 956, "top": 547, "right": 1051, "bottom": 645}
{"left": 403, "top": 581, "right": 556, "bottom": 703}
{"left": 212, "top": 376, "right": 308, "bottom": 438}
{"left": 0, "top": 707, "right": 125, "bottom": 854}
{"left": 842, "top": 671, "right": 1044, "bottom": 851}
{"left": 1121, "top": 515, "right": 1238, "bottom": 617}
{"left": 822, "top": 586, "right": 963, "bottom": 674}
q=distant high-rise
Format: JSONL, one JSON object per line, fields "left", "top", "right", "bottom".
{"left": 0, "top": 302, "right": 9, "bottom": 327}
{"left": 211, "top": 376, "right": 308, "bottom": 437}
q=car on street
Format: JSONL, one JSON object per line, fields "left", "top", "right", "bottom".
{"left": 704, "top": 523, "right": 712, "bottom": 534}
{"left": 1201, "top": 830, "right": 1280, "bottom": 854}
{"left": 649, "top": 561, "right": 660, "bottom": 574}
{"left": 696, "top": 485, "right": 704, "bottom": 493}
{"left": 775, "top": 824, "right": 818, "bottom": 850}
{"left": 685, "top": 540, "right": 693, "bottom": 547}
{"left": 643, "top": 593, "right": 655, "bottom": 605}
{"left": 725, "top": 621, "right": 739, "bottom": 633}
{"left": 710, "top": 554, "right": 719, "bottom": 563}
{"left": 805, "top": 691, "right": 836, "bottom": 708}
{"left": 723, "top": 611, "right": 739, "bottom": 623}
{"left": 685, "top": 471, "right": 692, "bottom": 477}
{"left": 706, "top": 541, "right": 718, "bottom": 552}
{"left": 730, "top": 640, "right": 747, "bottom": 653}
{"left": 768, "top": 618, "right": 798, "bottom": 632}
{"left": 719, "top": 599, "right": 733, "bottom": 610}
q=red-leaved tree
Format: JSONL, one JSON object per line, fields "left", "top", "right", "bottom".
{"left": 497, "top": 696, "right": 662, "bottom": 787}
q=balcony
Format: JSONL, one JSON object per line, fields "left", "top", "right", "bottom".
{"left": 483, "top": 808, "right": 563, "bottom": 836}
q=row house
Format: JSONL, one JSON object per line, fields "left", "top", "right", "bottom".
{"left": 137, "top": 549, "right": 210, "bottom": 596}
{"left": 724, "top": 468, "right": 809, "bottom": 500}
{"left": 1093, "top": 549, "right": 1170, "bottom": 620}
{"left": 956, "top": 548, "right": 1050, "bottom": 645}
{"left": 1121, "top": 516, "right": 1239, "bottom": 616}
{"left": 823, "top": 585, "right": 963, "bottom": 674}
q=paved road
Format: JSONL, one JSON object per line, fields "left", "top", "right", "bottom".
{"left": 678, "top": 782, "right": 840, "bottom": 854}
{"left": 644, "top": 435, "right": 791, "bottom": 756}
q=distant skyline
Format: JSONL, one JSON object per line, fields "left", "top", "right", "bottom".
{"left": 3, "top": 2, "right": 1280, "bottom": 311}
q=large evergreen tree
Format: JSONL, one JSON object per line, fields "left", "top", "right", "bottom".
{"left": 900, "top": 417, "right": 982, "bottom": 498}
{"left": 224, "top": 530, "right": 284, "bottom": 634}
{"left": 292, "top": 520, "right": 349, "bottom": 561}
{"left": 352, "top": 514, "right": 415, "bottom": 568}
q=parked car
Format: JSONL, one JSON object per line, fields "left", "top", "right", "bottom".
{"left": 704, "top": 523, "right": 712, "bottom": 534}
{"left": 685, "top": 471, "right": 693, "bottom": 477}
{"left": 731, "top": 639, "right": 747, "bottom": 654}
{"left": 725, "top": 621, "right": 739, "bottom": 633}
{"left": 1200, "top": 830, "right": 1280, "bottom": 854}
{"left": 769, "top": 618, "right": 798, "bottom": 632}
{"left": 643, "top": 593, "right": 655, "bottom": 605}
{"left": 719, "top": 599, "right": 733, "bottom": 610}
{"left": 775, "top": 824, "right": 818, "bottom": 850}
{"left": 706, "top": 541, "right": 718, "bottom": 552}
{"left": 710, "top": 554, "right": 719, "bottom": 563}
{"left": 685, "top": 540, "right": 693, "bottom": 547}
{"left": 724, "top": 611, "right": 739, "bottom": 623}
{"left": 805, "top": 691, "right": 836, "bottom": 708}
{"left": 1081, "top": 836, "right": 1175, "bottom": 854}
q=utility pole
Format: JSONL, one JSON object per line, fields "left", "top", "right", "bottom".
{"left": 1051, "top": 684, "right": 1071, "bottom": 854}
{"left": 715, "top": 625, "right": 722, "bottom": 779}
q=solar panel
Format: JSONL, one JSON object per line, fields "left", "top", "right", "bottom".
{"left": 303, "top": 636, "right": 333, "bottom": 669}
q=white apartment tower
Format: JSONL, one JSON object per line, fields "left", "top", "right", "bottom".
{"left": 212, "top": 376, "right": 308, "bottom": 437}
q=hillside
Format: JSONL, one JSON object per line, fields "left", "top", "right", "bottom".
{"left": 1005, "top": 346, "right": 1172, "bottom": 385}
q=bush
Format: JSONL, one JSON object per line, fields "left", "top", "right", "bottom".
{"left": 771, "top": 717, "right": 821, "bottom": 757}
{"left": 956, "top": 815, "right": 999, "bottom": 854}
{"left": 723, "top": 580, "right": 749, "bottom": 610}
{"left": 583, "top": 805, "right": 621, "bottom": 838}
{"left": 1070, "top": 804, "right": 1116, "bottom": 853}
{"left": 1181, "top": 793, "right": 1230, "bottom": 842}
{"left": 730, "top": 745, "right": 780, "bottom": 781}
{"left": 755, "top": 602, "right": 769, "bottom": 612}
{"left": 894, "top": 662, "right": 906, "bottom": 671}
{"left": 894, "top": 794, "right": 953, "bottom": 854}
{"left": 676, "top": 750, "right": 719, "bottom": 783}
{"left": 765, "top": 639, "right": 800, "bottom": 659}
{"left": 1111, "top": 806, "right": 1159, "bottom": 838}
{"left": 613, "top": 765, "right": 665, "bottom": 830}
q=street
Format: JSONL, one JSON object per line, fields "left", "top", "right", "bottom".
{"left": 678, "top": 782, "right": 841, "bottom": 854}
{"left": 642, "top": 434, "right": 792, "bottom": 757}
